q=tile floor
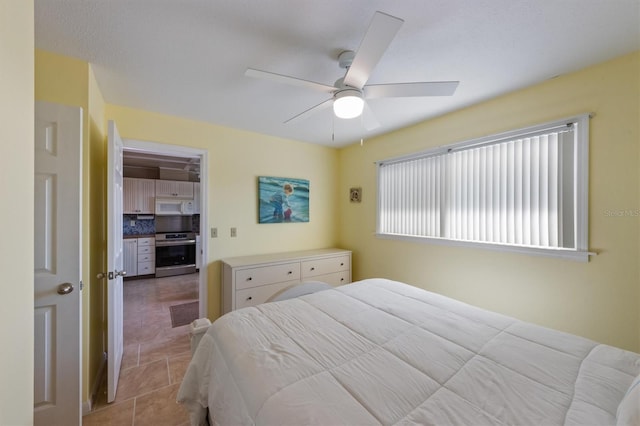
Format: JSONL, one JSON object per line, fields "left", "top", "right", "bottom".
{"left": 83, "top": 273, "right": 199, "bottom": 426}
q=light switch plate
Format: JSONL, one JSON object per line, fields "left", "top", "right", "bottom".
{"left": 211, "top": 227, "right": 218, "bottom": 238}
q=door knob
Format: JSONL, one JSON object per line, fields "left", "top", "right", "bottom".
{"left": 57, "top": 283, "right": 74, "bottom": 295}
{"left": 97, "top": 272, "right": 106, "bottom": 279}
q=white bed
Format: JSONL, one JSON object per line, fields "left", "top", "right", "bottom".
{"left": 177, "top": 278, "right": 640, "bottom": 425}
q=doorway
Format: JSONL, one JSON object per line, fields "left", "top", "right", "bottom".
{"left": 120, "top": 139, "right": 208, "bottom": 320}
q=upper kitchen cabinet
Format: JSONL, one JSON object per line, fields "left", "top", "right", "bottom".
{"left": 193, "top": 182, "right": 201, "bottom": 214}
{"left": 123, "top": 177, "right": 155, "bottom": 214}
{"left": 155, "top": 180, "right": 194, "bottom": 199}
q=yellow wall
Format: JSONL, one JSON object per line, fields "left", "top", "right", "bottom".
{"left": 35, "top": 49, "right": 108, "bottom": 407}
{"left": 0, "top": 1, "right": 34, "bottom": 424}
{"left": 338, "top": 51, "right": 640, "bottom": 352}
{"left": 87, "top": 64, "right": 108, "bottom": 405}
{"left": 105, "top": 105, "right": 341, "bottom": 319}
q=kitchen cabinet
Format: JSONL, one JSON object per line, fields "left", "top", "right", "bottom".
{"left": 193, "top": 182, "right": 201, "bottom": 214}
{"left": 123, "top": 239, "right": 138, "bottom": 277}
{"left": 123, "top": 237, "right": 156, "bottom": 277}
{"left": 123, "top": 178, "right": 155, "bottom": 214}
{"left": 137, "top": 237, "right": 155, "bottom": 275}
{"left": 155, "top": 180, "right": 194, "bottom": 199}
{"left": 222, "top": 248, "right": 351, "bottom": 314}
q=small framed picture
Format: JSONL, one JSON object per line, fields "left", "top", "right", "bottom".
{"left": 350, "top": 187, "right": 362, "bottom": 203}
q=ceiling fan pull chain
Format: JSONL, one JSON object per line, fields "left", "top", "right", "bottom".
{"left": 332, "top": 114, "right": 335, "bottom": 142}
{"left": 360, "top": 113, "right": 364, "bottom": 146}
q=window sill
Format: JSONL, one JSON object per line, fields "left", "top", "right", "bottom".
{"left": 375, "top": 233, "right": 594, "bottom": 262}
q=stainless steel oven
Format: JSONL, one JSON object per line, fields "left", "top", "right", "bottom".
{"left": 155, "top": 216, "right": 196, "bottom": 277}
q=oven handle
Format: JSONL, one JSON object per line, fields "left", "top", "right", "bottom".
{"left": 155, "top": 239, "right": 196, "bottom": 247}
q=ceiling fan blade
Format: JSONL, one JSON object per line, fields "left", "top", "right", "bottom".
{"left": 284, "top": 98, "right": 333, "bottom": 125}
{"left": 362, "top": 101, "right": 380, "bottom": 131}
{"left": 364, "top": 81, "right": 460, "bottom": 98}
{"left": 343, "top": 11, "right": 404, "bottom": 90}
{"left": 245, "top": 68, "right": 336, "bottom": 93}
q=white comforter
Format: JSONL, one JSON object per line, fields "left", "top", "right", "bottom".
{"left": 177, "top": 278, "right": 640, "bottom": 425}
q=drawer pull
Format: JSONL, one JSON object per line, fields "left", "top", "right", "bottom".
{"left": 246, "top": 296, "right": 252, "bottom": 301}
{"left": 287, "top": 271, "right": 292, "bottom": 275}
{"left": 340, "top": 263, "right": 344, "bottom": 266}
{"left": 340, "top": 278, "right": 345, "bottom": 282}
{"left": 310, "top": 267, "right": 315, "bottom": 271}
{"left": 246, "top": 277, "right": 252, "bottom": 281}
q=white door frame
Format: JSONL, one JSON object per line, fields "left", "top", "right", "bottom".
{"left": 122, "top": 139, "right": 208, "bottom": 318}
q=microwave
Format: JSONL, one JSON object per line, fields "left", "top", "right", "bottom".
{"left": 155, "top": 199, "right": 195, "bottom": 216}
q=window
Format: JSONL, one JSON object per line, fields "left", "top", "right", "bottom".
{"left": 376, "top": 114, "right": 591, "bottom": 261}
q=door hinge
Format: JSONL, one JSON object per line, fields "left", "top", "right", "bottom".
{"left": 80, "top": 280, "right": 84, "bottom": 291}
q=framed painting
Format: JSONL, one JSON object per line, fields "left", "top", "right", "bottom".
{"left": 258, "top": 176, "right": 309, "bottom": 223}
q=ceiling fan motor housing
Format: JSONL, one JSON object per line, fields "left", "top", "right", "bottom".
{"left": 338, "top": 50, "right": 355, "bottom": 69}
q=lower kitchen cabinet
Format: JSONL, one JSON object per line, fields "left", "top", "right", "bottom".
{"left": 123, "top": 236, "right": 156, "bottom": 277}
{"left": 222, "top": 248, "right": 351, "bottom": 314}
{"left": 137, "top": 237, "right": 155, "bottom": 275}
{"left": 123, "top": 239, "right": 138, "bottom": 277}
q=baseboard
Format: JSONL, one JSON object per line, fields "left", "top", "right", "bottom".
{"left": 82, "top": 400, "right": 92, "bottom": 417}
{"left": 82, "top": 351, "right": 108, "bottom": 416}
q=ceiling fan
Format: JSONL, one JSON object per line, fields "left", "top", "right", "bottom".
{"left": 245, "top": 11, "right": 459, "bottom": 130}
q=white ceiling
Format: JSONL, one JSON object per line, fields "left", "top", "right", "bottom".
{"left": 35, "top": 0, "right": 640, "bottom": 148}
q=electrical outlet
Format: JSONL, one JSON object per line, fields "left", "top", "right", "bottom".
{"left": 230, "top": 227, "right": 237, "bottom": 237}
{"left": 211, "top": 227, "right": 218, "bottom": 238}
{"left": 130, "top": 220, "right": 136, "bottom": 226}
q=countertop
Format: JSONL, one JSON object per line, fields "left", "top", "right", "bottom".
{"left": 123, "top": 234, "right": 155, "bottom": 239}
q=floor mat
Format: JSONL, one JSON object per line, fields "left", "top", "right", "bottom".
{"left": 169, "top": 301, "right": 199, "bottom": 328}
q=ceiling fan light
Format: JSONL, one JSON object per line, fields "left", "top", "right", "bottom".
{"left": 333, "top": 89, "right": 364, "bottom": 119}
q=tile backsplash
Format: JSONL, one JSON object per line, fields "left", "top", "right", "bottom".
{"left": 123, "top": 215, "right": 155, "bottom": 236}
{"left": 123, "top": 214, "right": 200, "bottom": 236}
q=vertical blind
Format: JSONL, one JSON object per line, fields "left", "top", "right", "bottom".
{"left": 378, "top": 123, "right": 579, "bottom": 250}
{"left": 379, "top": 156, "right": 443, "bottom": 238}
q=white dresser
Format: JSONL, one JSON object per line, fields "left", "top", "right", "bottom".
{"left": 222, "top": 248, "right": 351, "bottom": 314}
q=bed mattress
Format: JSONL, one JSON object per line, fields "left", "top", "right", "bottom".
{"left": 177, "top": 278, "right": 640, "bottom": 425}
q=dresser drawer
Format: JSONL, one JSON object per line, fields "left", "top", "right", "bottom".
{"left": 235, "top": 281, "right": 298, "bottom": 310}
{"left": 310, "top": 270, "right": 350, "bottom": 287}
{"left": 235, "top": 262, "right": 300, "bottom": 290}
{"left": 137, "top": 261, "right": 155, "bottom": 275}
{"left": 137, "top": 245, "right": 153, "bottom": 255}
{"left": 302, "top": 255, "right": 350, "bottom": 278}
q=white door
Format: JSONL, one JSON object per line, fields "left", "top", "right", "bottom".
{"left": 34, "top": 101, "right": 82, "bottom": 425}
{"left": 107, "top": 121, "right": 125, "bottom": 402}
